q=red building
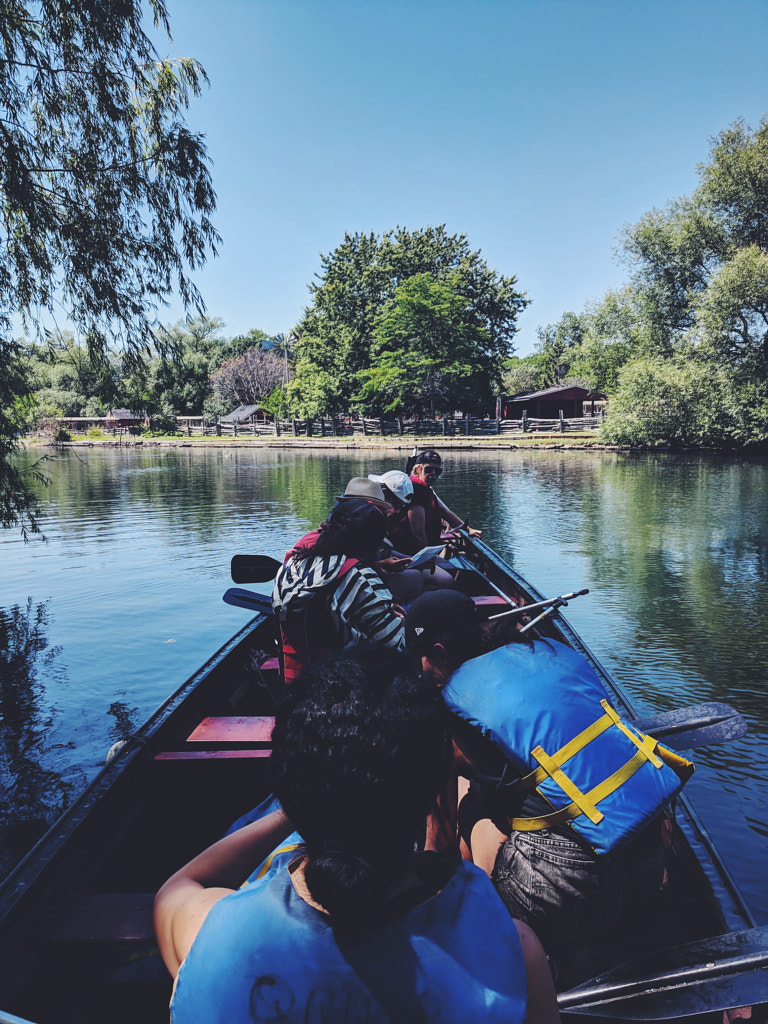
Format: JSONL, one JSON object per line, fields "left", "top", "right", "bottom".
{"left": 501, "top": 385, "right": 606, "bottom": 420}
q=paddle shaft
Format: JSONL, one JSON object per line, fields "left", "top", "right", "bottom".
{"left": 489, "top": 589, "right": 590, "bottom": 622}
{"left": 222, "top": 588, "right": 274, "bottom": 615}
{"left": 558, "top": 925, "right": 768, "bottom": 1019}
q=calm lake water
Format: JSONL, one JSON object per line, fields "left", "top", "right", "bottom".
{"left": 2, "top": 445, "right": 767, "bottom": 921}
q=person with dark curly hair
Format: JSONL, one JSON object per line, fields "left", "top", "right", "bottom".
{"left": 155, "top": 648, "right": 559, "bottom": 1023}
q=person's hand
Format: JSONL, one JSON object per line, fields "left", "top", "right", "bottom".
{"left": 391, "top": 603, "right": 407, "bottom": 620}
{"left": 467, "top": 527, "right": 482, "bottom": 538}
{"left": 377, "top": 556, "right": 412, "bottom": 572}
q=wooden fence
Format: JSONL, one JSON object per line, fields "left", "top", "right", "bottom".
{"left": 48, "top": 412, "right": 604, "bottom": 439}
{"left": 183, "top": 412, "right": 603, "bottom": 437}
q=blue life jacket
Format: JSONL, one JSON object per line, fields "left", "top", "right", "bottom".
{"left": 444, "top": 640, "right": 693, "bottom": 856}
{"left": 171, "top": 860, "right": 528, "bottom": 1024}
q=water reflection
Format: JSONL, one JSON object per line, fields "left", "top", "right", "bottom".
{"left": 0, "top": 599, "right": 84, "bottom": 877}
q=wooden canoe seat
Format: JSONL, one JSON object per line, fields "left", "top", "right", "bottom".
{"left": 154, "top": 716, "right": 275, "bottom": 762}
{"left": 154, "top": 749, "right": 272, "bottom": 760}
{"left": 41, "top": 893, "right": 155, "bottom": 943}
{"left": 185, "top": 716, "right": 274, "bottom": 743}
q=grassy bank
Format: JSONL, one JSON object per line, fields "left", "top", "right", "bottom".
{"left": 29, "top": 431, "right": 620, "bottom": 452}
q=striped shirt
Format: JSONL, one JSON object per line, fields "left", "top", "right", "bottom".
{"left": 329, "top": 564, "right": 404, "bottom": 650}
{"left": 273, "top": 555, "right": 404, "bottom": 653}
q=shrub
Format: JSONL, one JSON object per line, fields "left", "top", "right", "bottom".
{"left": 142, "top": 413, "right": 180, "bottom": 436}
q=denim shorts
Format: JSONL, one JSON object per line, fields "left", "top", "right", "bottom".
{"left": 491, "top": 825, "right": 665, "bottom": 951}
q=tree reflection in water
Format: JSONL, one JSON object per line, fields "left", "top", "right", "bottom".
{"left": 0, "top": 598, "right": 84, "bottom": 879}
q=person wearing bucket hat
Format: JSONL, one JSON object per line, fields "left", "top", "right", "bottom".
{"left": 337, "top": 477, "right": 392, "bottom": 512}
{"left": 367, "top": 468, "right": 461, "bottom": 600}
{"left": 272, "top": 497, "right": 404, "bottom": 682}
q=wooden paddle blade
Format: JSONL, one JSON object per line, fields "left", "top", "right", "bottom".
{"left": 559, "top": 925, "right": 768, "bottom": 1019}
{"left": 231, "top": 554, "right": 283, "bottom": 584}
{"left": 634, "top": 702, "right": 748, "bottom": 751}
{"left": 222, "top": 588, "right": 274, "bottom": 615}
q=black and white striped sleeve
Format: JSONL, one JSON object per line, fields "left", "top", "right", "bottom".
{"left": 330, "top": 565, "right": 404, "bottom": 651}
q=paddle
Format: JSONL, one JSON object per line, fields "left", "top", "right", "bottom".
{"left": 633, "top": 701, "right": 747, "bottom": 751}
{"left": 558, "top": 924, "right": 768, "bottom": 1019}
{"left": 488, "top": 589, "right": 590, "bottom": 621}
{"left": 222, "top": 587, "right": 274, "bottom": 615}
{"left": 231, "top": 554, "right": 283, "bottom": 584}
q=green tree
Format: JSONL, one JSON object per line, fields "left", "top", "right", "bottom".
{"left": 599, "top": 355, "right": 759, "bottom": 448}
{"left": 1, "top": 0, "right": 218, "bottom": 533}
{"left": 501, "top": 354, "right": 549, "bottom": 396}
{"left": 28, "top": 333, "right": 120, "bottom": 418}
{"left": 146, "top": 317, "right": 227, "bottom": 415}
{"left": 356, "top": 273, "right": 497, "bottom": 416}
{"left": 695, "top": 245, "right": 768, "bottom": 370}
{"left": 591, "top": 116, "right": 768, "bottom": 446}
{"left": 224, "top": 328, "right": 270, "bottom": 360}
{"left": 291, "top": 225, "right": 528, "bottom": 412}
{"left": 535, "top": 312, "right": 587, "bottom": 385}
{"left": 697, "top": 117, "right": 768, "bottom": 250}
{"left": 1, "top": 340, "right": 46, "bottom": 535}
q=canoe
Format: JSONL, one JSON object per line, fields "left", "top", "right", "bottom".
{"left": 0, "top": 533, "right": 764, "bottom": 1023}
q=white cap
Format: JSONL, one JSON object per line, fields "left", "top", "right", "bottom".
{"left": 368, "top": 470, "right": 414, "bottom": 506}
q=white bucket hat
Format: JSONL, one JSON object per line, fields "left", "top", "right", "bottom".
{"left": 338, "top": 477, "right": 391, "bottom": 511}
{"left": 368, "top": 470, "right": 414, "bottom": 507}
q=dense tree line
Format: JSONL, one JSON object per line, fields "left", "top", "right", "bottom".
{"left": 18, "top": 318, "right": 285, "bottom": 427}
{"left": 505, "top": 116, "right": 768, "bottom": 448}
{"left": 288, "top": 225, "right": 528, "bottom": 417}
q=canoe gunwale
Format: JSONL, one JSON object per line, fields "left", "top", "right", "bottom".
{"left": 0, "top": 612, "right": 272, "bottom": 931}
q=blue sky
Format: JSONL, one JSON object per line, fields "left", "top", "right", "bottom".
{"left": 158, "top": 0, "right": 768, "bottom": 356}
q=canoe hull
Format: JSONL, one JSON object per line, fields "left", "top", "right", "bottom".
{"left": 0, "top": 535, "right": 761, "bottom": 1022}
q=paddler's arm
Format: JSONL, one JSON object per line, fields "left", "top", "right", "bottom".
{"left": 406, "top": 504, "right": 429, "bottom": 549}
{"left": 154, "top": 809, "right": 294, "bottom": 978}
{"left": 434, "top": 493, "right": 482, "bottom": 538}
{"left": 516, "top": 920, "right": 561, "bottom": 1023}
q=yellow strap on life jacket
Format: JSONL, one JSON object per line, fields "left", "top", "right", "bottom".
{"left": 602, "top": 702, "right": 664, "bottom": 768}
{"left": 516, "top": 700, "right": 617, "bottom": 794}
{"left": 509, "top": 700, "right": 673, "bottom": 833}
{"left": 509, "top": 747, "right": 655, "bottom": 831}
{"left": 243, "top": 842, "right": 303, "bottom": 886}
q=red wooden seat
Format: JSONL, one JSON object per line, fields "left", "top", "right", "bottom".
{"left": 154, "top": 716, "right": 275, "bottom": 762}
{"left": 154, "top": 749, "right": 271, "bottom": 760}
{"left": 185, "top": 716, "right": 274, "bottom": 743}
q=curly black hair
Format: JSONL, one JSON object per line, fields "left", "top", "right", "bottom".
{"left": 270, "top": 646, "right": 446, "bottom": 923}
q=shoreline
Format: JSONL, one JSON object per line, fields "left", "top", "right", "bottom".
{"left": 25, "top": 433, "right": 628, "bottom": 452}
